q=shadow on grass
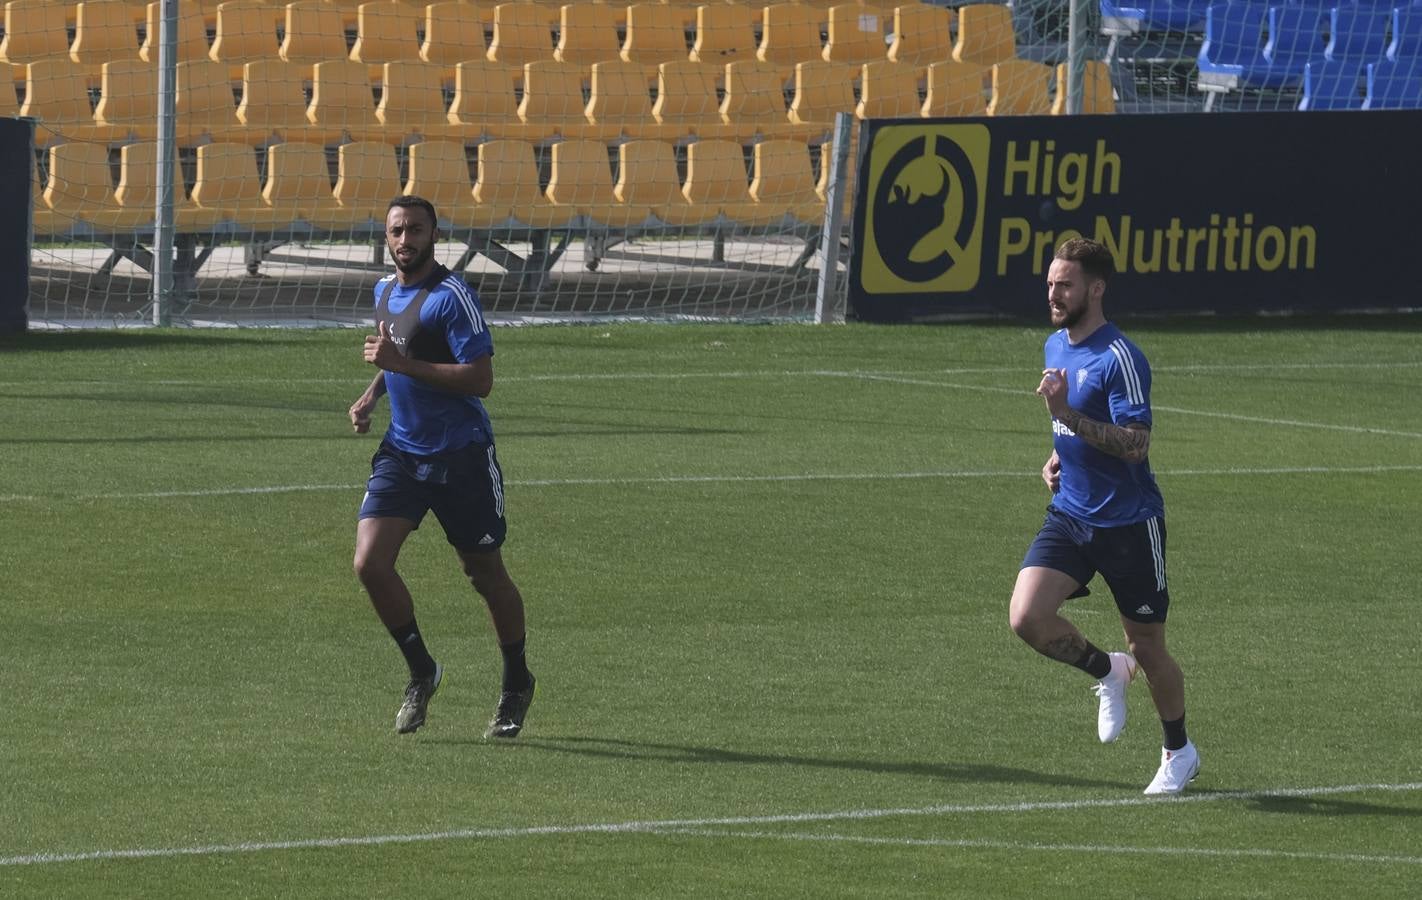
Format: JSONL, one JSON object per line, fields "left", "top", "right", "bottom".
{"left": 439, "top": 735, "right": 1137, "bottom": 792}
{"left": 1242, "top": 795, "right": 1422, "bottom": 818}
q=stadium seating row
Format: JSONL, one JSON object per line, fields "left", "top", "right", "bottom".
{"left": 32, "top": 137, "right": 836, "bottom": 236}
{"left": 1196, "top": 2, "right": 1422, "bottom": 107}
{"left": 0, "top": 0, "right": 1026, "bottom": 78}
{"left": 7, "top": 54, "right": 1114, "bottom": 148}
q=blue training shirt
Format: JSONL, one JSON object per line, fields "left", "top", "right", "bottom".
{"left": 374, "top": 269, "right": 494, "bottom": 455}
{"left": 1044, "top": 322, "right": 1164, "bottom": 527}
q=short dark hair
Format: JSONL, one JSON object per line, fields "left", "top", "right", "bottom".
{"left": 1054, "top": 237, "right": 1114, "bottom": 284}
{"left": 387, "top": 195, "right": 438, "bottom": 227}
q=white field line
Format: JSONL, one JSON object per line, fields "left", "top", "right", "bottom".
{"left": 665, "top": 828, "right": 1422, "bottom": 867}
{"left": 10, "top": 366, "right": 1420, "bottom": 437}
{"left": 2, "top": 781, "right": 1418, "bottom": 869}
{"left": 840, "top": 373, "right": 1422, "bottom": 439}
{"left": 3, "top": 465, "right": 1422, "bottom": 505}
{"left": 2, "top": 358, "right": 1420, "bottom": 389}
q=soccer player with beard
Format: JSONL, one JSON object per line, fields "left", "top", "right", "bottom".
{"left": 348, "top": 196, "right": 535, "bottom": 739}
{"left": 1009, "top": 237, "right": 1199, "bottom": 794}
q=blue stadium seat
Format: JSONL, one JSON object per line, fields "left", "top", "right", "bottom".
{"left": 1197, "top": 3, "right": 1267, "bottom": 106}
{"left": 1363, "top": 57, "right": 1422, "bottom": 108}
{"left": 1325, "top": 5, "right": 1392, "bottom": 62}
{"left": 1297, "top": 58, "right": 1365, "bottom": 109}
{"left": 1389, "top": 4, "right": 1422, "bottom": 63}
{"left": 1246, "top": 4, "right": 1326, "bottom": 89}
{"left": 1101, "top": 0, "right": 1208, "bottom": 31}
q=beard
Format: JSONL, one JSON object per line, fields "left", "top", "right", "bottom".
{"left": 392, "top": 242, "right": 434, "bottom": 275}
{"left": 1051, "top": 300, "right": 1087, "bottom": 329}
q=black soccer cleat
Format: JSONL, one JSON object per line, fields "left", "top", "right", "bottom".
{"left": 395, "top": 662, "right": 443, "bottom": 734}
{"left": 484, "top": 673, "right": 535, "bottom": 739}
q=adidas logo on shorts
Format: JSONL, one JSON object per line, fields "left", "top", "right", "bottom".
{"left": 1135, "top": 604, "right": 1154, "bottom": 616}
{"left": 478, "top": 534, "right": 495, "bottom": 545}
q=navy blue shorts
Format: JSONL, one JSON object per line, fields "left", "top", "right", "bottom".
{"left": 359, "top": 439, "right": 508, "bottom": 553}
{"left": 1021, "top": 506, "right": 1170, "bottom": 623}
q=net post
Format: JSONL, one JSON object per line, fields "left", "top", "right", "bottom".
{"left": 1067, "top": 0, "right": 1091, "bottom": 115}
{"left": 152, "top": 0, "right": 178, "bottom": 326}
{"left": 815, "top": 112, "right": 854, "bottom": 324}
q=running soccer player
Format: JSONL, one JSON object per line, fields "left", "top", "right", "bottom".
{"left": 1009, "top": 237, "right": 1199, "bottom": 795}
{"left": 348, "top": 195, "right": 535, "bottom": 739}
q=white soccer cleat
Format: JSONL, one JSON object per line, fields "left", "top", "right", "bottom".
{"left": 1144, "top": 741, "right": 1201, "bottom": 795}
{"left": 1092, "top": 651, "right": 1138, "bottom": 743}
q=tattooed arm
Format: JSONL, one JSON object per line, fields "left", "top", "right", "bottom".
{"left": 1036, "top": 367, "right": 1152, "bottom": 463}
{"left": 1055, "top": 409, "right": 1151, "bottom": 463}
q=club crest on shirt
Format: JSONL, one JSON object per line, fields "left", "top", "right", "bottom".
{"left": 1076, "top": 368, "right": 1088, "bottom": 389}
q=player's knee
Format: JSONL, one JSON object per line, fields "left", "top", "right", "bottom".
{"left": 352, "top": 548, "right": 390, "bottom": 585}
{"left": 1008, "top": 607, "right": 1040, "bottom": 644}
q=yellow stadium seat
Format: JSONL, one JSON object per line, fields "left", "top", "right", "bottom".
{"left": 191, "top": 141, "right": 293, "bottom": 228}
{"left": 750, "top": 138, "right": 823, "bottom": 225}
{"left": 279, "top": 1, "right": 350, "bottom": 68}
{"left": 487, "top": 2, "right": 554, "bottom": 67}
{"left": 112, "top": 141, "right": 221, "bottom": 232}
{"left": 517, "top": 60, "right": 592, "bottom": 142}
{"left": 690, "top": 3, "right": 757, "bottom": 65}
{"left": 887, "top": 3, "right": 953, "bottom": 68}
{"left": 350, "top": 0, "right": 423, "bottom": 66}
{"left": 822, "top": 3, "right": 886, "bottom": 66}
{"left": 308, "top": 58, "right": 392, "bottom": 145}
{"left": 683, "top": 138, "right": 777, "bottom": 226}
{"left": 620, "top": 4, "right": 687, "bottom": 67}
{"left": 816, "top": 134, "right": 857, "bottom": 219}
{"left": 32, "top": 151, "right": 65, "bottom": 238}
{"left": 547, "top": 138, "right": 651, "bottom": 228}
{"left": 653, "top": 60, "right": 735, "bottom": 140}
{"left": 175, "top": 59, "right": 253, "bottom": 146}
{"left": 856, "top": 59, "right": 920, "bottom": 119}
{"left": 70, "top": 0, "right": 141, "bottom": 67}
{"left": 1051, "top": 59, "right": 1116, "bottom": 114}
{"left": 987, "top": 59, "right": 1052, "bottom": 116}
{"left": 720, "top": 60, "right": 819, "bottom": 143}
{"left": 403, "top": 139, "right": 504, "bottom": 229}
{"left": 94, "top": 58, "right": 158, "bottom": 142}
{"left": 422, "top": 1, "right": 489, "bottom": 81}
{"left": 953, "top": 3, "right": 1016, "bottom": 66}
{"left": 587, "top": 59, "right": 685, "bottom": 141}
{"left": 448, "top": 59, "right": 553, "bottom": 142}
{"left": 41, "top": 142, "right": 123, "bottom": 231}
{"left": 139, "top": 1, "right": 211, "bottom": 63}
{"left": 209, "top": 0, "right": 281, "bottom": 79}
{"left": 758, "top": 3, "right": 824, "bottom": 83}
{"left": 922, "top": 59, "right": 986, "bottom": 116}
{"left": 237, "top": 60, "right": 321, "bottom": 144}
{"left": 554, "top": 3, "right": 622, "bottom": 66}
{"left": 472, "top": 139, "right": 571, "bottom": 228}
{"left": 0, "top": 63, "right": 19, "bottom": 116}
{"left": 614, "top": 139, "right": 713, "bottom": 227}
{"left": 260, "top": 140, "right": 352, "bottom": 229}
{"left": 20, "top": 59, "right": 117, "bottom": 146}
{"left": 333, "top": 140, "right": 404, "bottom": 225}
{"left": 376, "top": 60, "right": 466, "bottom": 142}
{"left": 0, "top": 1, "right": 71, "bottom": 67}
{"left": 788, "top": 60, "right": 856, "bottom": 133}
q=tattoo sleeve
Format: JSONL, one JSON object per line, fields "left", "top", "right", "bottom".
{"left": 1057, "top": 409, "right": 1151, "bottom": 463}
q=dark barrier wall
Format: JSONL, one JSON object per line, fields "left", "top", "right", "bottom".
{"left": 848, "top": 111, "right": 1422, "bottom": 322}
{"left": 0, "top": 118, "right": 31, "bottom": 333}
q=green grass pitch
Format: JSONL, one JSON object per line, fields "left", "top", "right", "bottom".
{"left": 2, "top": 317, "right": 1420, "bottom": 898}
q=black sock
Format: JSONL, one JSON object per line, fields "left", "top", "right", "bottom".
{"left": 389, "top": 619, "right": 437, "bottom": 680}
{"left": 1071, "top": 641, "right": 1114, "bottom": 679}
{"left": 500, "top": 636, "right": 532, "bottom": 691}
{"left": 1162, "top": 714, "right": 1188, "bottom": 751}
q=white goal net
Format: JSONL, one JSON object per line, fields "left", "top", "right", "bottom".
{"left": 16, "top": 0, "right": 1418, "bottom": 326}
